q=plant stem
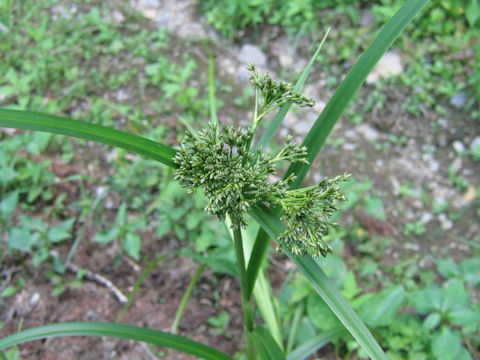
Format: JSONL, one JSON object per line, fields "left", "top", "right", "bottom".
{"left": 232, "top": 226, "right": 255, "bottom": 359}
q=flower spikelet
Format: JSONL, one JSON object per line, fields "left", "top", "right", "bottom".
{"left": 278, "top": 173, "right": 351, "bottom": 258}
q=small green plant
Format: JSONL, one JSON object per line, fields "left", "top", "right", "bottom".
{"left": 0, "top": 1, "right": 430, "bottom": 359}
{"left": 93, "top": 202, "right": 146, "bottom": 261}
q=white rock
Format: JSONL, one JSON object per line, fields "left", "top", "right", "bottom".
{"left": 29, "top": 293, "right": 40, "bottom": 305}
{"left": 450, "top": 93, "right": 467, "bottom": 109}
{"left": 404, "top": 243, "right": 420, "bottom": 251}
{"left": 356, "top": 123, "right": 379, "bottom": 141}
{"left": 344, "top": 129, "right": 357, "bottom": 138}
{"left": 452, "top": 140, "right": 466, "bottom": 153}
{"left": 421, "top": 212, "right": 434, "bottom": 224}
{"left": 470, "top": 136, "right": 480, "bottom": 151}
{"left": 238, "top": 44, "right": 267, "bottom": 67}
{"left": 367, "top": 51, "right": 403, "bottom": 84}
{"left": 138, "top": 0, "right": 160, "bottom": 7}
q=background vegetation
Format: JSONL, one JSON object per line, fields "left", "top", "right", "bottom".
{"left": 0, "top": 0, "right": 478, "bottom": 359}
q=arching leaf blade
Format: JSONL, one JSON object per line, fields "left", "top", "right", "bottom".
{"left": 286, "top": 0, "right": 429, "bottom": 187}
{"left": 249, "top": 205, "right": 387, "bottom": 360}
{"left": 0, "top": 322, "right": 233, "bottom": 360}
{"left": 0, "top": 108, "right": 177, "bottom": 168}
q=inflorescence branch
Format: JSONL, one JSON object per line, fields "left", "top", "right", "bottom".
{"left": 174, "top": 66, "right": 349, "bottom": 259}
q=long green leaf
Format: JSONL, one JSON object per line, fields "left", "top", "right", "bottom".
{"left": 246, "top": 0, "right": 428, "bottom": 299}
{"left": 0, "top": 322, "right": 233, "bottom": 360}
{"left": 286, "top": 0, "right": 429, "bottom": 187}
{"left": 250, "top": 326, "right": 286, "bottom": 360}
{"left": 0, "top": 108, "right": 177, "bottom": 168}
{"left": 287, "top": 327, "right": 345, "bottom": 360}
{"left": 250, "top": 205, "right": 387, "bottom": 360}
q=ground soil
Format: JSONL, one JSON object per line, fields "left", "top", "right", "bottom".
{"left": 1, "top": 1, "right": 479, "bottom": 359}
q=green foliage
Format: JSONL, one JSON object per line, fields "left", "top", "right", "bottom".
{"left": 0, "top": 1, "right": 446, "bottom": 359}
{"left": 7, "top": 216, "right": 74, "bottom": 266}
{"left": 199, "top": 0, "right": 366, "bottom": 38}
{"left": 282, "top": 253, "right": 479, "bottom": 359}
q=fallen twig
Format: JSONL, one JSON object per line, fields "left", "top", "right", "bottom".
{"left": 50, "top": 251, "right": 128, "bottom": 304}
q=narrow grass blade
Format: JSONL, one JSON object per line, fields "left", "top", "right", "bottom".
{"left": 247, "top": 0, "right": 428, "bottom": 315}
{"left": 171, "top": 263, "right": 206, "bottom": 334}
{"left": 286, "top": 0, "right": 429, "bottom": 187}
{"left": 224, "top": 217, "right": 283, "bottom": 348}
{"left": 287, "top": 327, "right": 345, "bottom": 360}
{"left": 0, "top": 109, "right": 177, "bottom": 168}
{"left": 250, "top": 205, "right": 387, "bottom": 360}
{"left": 286, "top": 301, "right": 304, "bottom": 353}
{"left": 116, "top": 255, "right": 168, "bottom": 323}
{"left": 0, "top": 322, "right": 233, "bottom": 360}
{"left": 253, "top": 28, "right": 330, "bottom": 152}
{"left": 250, "top": 326, "right": 286, "bottom": 360}
{"left": 208, "top": 52, "right": 219, "bottom": 126}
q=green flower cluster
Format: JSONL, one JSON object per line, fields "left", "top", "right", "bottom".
{"left": 173, "top": 123, "right": 306, "bottom": 227}
{"left": 174, "top": 65, "right": 349, "bottom": 259}
{"left": 247, "top": 63, "right": 315, "bottom": 124}
{"left": 277, "top": 174, "right": 351, "bottom": 258}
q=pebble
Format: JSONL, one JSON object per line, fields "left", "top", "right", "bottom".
{"left": 294, "top": 120, "right": 313, "bottom": 135}
{"left": 421, "top": 212, "right": 434, "bottom": 224}
{"left": 344, "top": 129, "right": 357, "bottom": 138}
{"left": 116, "top": 88, "right": 129, "bottom": 102}
{"left": 470, "top": 136, "right": 480, "bottom": 152}
{"left": 404, "top": 243, "right": 421, "bottom": 251}
{"left": 367, "top": 51, "right": 403, "bottom": 84}
{"left": 96, "top": 186, "right": 109, "bottom": 198}
{"left": 138, "top": 0, "right": 160, "bottom": 7}
{"left": 343, "top": 143, "right": 356, "bottom": 151}
{"left": 29, "top": 293, "right": 40, "bottom": 305}
{"left": 438, "top": 213, "right": 453, "bottom": 230}
{"left": 237, "top": 44, "right": 267, "bottom": 67}
{"left": 452, "top": 140, "right": 466, "bottom": 153}
{"left": 359, "top": 10, "right": 375, "bottom": 27}
{"left": 450, "top": 92, "right": 468, "bottom": 109}
{"left": 356, "top": 123, "right": 379, "bottom": 141}
{"left": 451, "top": 157, "right": 462, "bottom": 172}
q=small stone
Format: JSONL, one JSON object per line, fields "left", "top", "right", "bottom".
{"left": 421, "top": 213, "right": 434, "bottom": 224}
{"left": 359, "top": 10, "right": 375, "bottom": 27}
{"left": 345, "top": 129, "right": 357, "bottom": 138}
{"left": 294, "top": 120, "right": 313, "bottom": 135}
{"left": 356, "top": 123, "right": 379, "bottom": 141}
{"left": 116, "top": 88, "right": 129, "bottom": 102}
{"left": 343, "top": 143, "right": 356, "bottom": 151}
{"left": 96, "top": 185, "right": 109, "bottom": 198}
{"left": 279, "top": 52, "right": 293, "bottom": 68}
{"left": 236, "top": 66, "right": 251, "bottom": 82}
{"left": 450, "top": 92, "right": 468, "bottom": 109}
{"left": 138, "top": 0, "right": 160, "bottom": 7}
{"left": 452, "top": 140, "right": 466, "bottom": 153}
{"left": 470, "top": 136, "right": 480, "bottom": 152}
{"left": 451, "top": 157, "right": 462, "bottom": 172}
{"left": 367, "top": 51, "right": 403, "bottom": 84}
{"left": 404, "top": 243, "right": 420, "bottom": 251}
{"left": 438, "top": 213, "right": 453, "bottom": 230}
{"left": 111, "top": 10, "right": 125, "bottom": 23}
{"left": 237, "top": 44, "right": 267, "bottom": 67}
{"left": 29, "top": 293, "right": 40, "bottom": 305}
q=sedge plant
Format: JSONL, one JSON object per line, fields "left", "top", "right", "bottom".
{"left": 0, "top": 0, "right": 428, "bottom": 359}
